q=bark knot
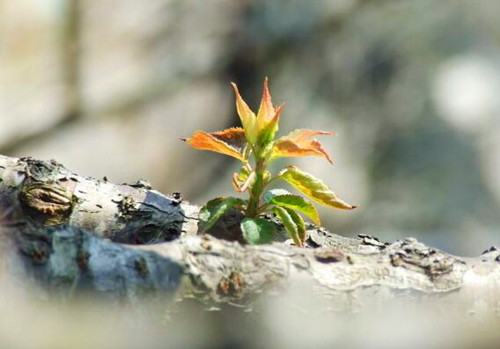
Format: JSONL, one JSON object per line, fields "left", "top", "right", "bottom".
{"left": 19, "top": 182, "right": 76, "bottom": 226}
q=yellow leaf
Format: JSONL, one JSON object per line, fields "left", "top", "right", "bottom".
{"left": 279, "top": 166, "right": 356, "bottom": 210}
{"left": 231, "top": 82, "right": 258, "bottom": 144}
{"left": 272, "top": 129, "right": 335, "bottom": 164}
{"left": 183, "top": 127, "right": 247, "bottom": 161}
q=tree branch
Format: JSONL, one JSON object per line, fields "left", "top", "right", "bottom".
{"left": 1, "top": 155, "right": 499, "bottom": 311}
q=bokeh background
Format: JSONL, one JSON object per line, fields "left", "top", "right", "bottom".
{"left": 2, "top": 0, "right": 500, "bottom": 255}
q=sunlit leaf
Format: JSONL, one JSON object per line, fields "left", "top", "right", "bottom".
{"left": 258, "top": 105, "right": 282, "bottom": 147}
{"left": 286, "top": 208, "right": 306, "bottom": 244}
{"left": 231, "top": 83, "right": 258, "bottom": 144}
{"left": 264, "top": 189, "right": 320, "bottom": 225}
{"left": 188, "top": 78, "right": 356, "bottom": 248}
{"left": 272, "top": 129, "right": 335, "bottom": 164}
{"left": 199, "top": 197, "right": 245, "bottom": 232}
{"left": 256, "top": 77, "right": 274, "bottom": 126}
{"left": 240, "top": 218, "right": 275, "bottom": 245}
{"left": 256, "top": 78, "right": 283, "bottom": 145}
{"left": 183, "top": 128, "right": 247, "bottom": 161}
{"left": 272, "top": 206, "right": 301, "bottom": 247}
{"left": 278, "top": 166, "right": 356, "bottom": 210}
{"left": 264, "top": 188, "right": 292, "bottom": 200}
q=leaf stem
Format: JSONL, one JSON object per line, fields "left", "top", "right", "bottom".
{"left": 266, "top": 175, "right": 280, "bottom": 186}
{"left": 256, "top": 203, "right": 271, "bottom": 212}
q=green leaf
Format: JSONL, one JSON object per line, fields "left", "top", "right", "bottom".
{"left": 285, "top": 208, "right": 306, "bottom": 243}
{"left": 272, "top": 206, "right": 301, "bottom": 247}
{"left": 257, "top": 119, "right": 279, "bottom": 149}
{"left": 236, "top": 166, "right": 250, "bottom": 181}
{"left": 257, "top": 105, "right": 283, "bottom": 150}
{"left": 240, "top": 218, "right": 275, "bottom": 245}
{"left": 264, "top": 189, "right": 321, "bottom": 225}
{"left": 199, "top": 197, "right": 244, "bottom": 232}
{"left": 278, "top": 166, "right": 356, "bottom": 210}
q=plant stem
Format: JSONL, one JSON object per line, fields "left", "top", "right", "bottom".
{"left": 246, "top": 158, "right": 265, "bottom": 218}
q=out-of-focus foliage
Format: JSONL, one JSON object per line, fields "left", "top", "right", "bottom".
{"left": 1, "top": 0, "right": 500, "bottom": 254}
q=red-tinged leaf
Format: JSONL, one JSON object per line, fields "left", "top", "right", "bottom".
{"left": 231, "top": 82, "right": 258, "bottom": 144}
{"left": 278, "top": 166, "right": 356, "bottom": 210}
{"left": 257, "top": 77, "right": 274, "bottom": 125}
{"left": 184, "top": 128, "right": 247, "bottom": 161}
{"left": 256, "top": 78, "right": 282, "bottom": 145}
{"left": 271, "top": 129, "right": 335, "bottom": 164}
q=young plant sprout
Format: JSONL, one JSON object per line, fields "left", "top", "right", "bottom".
{"left": 183, "top": 78, "right": 356, "bottom": 246}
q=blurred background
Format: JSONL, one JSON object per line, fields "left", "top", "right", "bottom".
{"left": 1, "top": 0, "right": 500, "bottom": 255}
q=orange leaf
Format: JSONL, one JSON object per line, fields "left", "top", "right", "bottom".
{"left": 271, "top": 129, "right": 335, "bottom": 164}
{"left": 256, "top": 78, "right": 282, "bottom": 144}
{"left": 183, "top": 127, "right": 247, "bottom": 161}
{"left": 231, "top": 83, "right": 257, "bottom": 144}
{"left": 256, "top": 77, "right": 275, "bottom": 129}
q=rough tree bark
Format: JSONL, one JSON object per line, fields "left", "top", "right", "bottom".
{"left": 1, "top": 155, "right": 499, "bottom": 314}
